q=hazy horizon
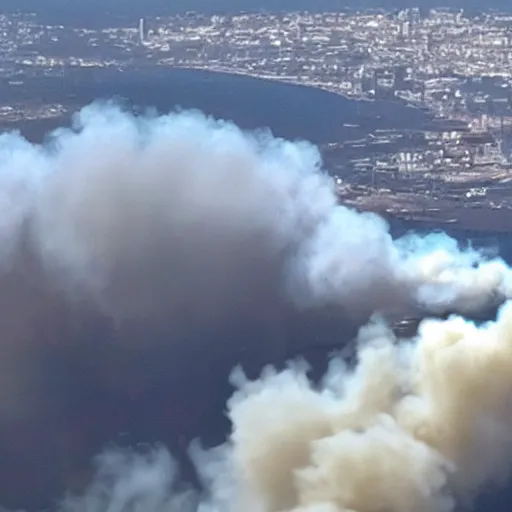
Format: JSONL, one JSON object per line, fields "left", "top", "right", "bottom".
{"left": 3, "top": 0, "right": 512, "bottom": 18}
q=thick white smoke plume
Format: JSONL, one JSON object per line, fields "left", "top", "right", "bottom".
{"left": 59, "top": 302, "right": 512, "bottom": 512}
{"left": 2, "top": 102, "right": 512, "bottom": 510}
{"left": 0, "top": 101, "right": 510, "bottom": 320}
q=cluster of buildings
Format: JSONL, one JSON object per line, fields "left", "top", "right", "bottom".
{"left": 2, "top": 8, "right": 512, "bottom": 229}
{"left": 324, "top": 122, "right": 512, "bottom": 229}
{"left": 3, "top": 9, "right": 512, "bottom": 121}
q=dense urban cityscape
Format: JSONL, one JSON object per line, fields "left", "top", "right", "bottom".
{"left": 2, "top": 7, "right": 512, "bottom": 230}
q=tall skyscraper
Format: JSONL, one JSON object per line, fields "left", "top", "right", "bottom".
{"left": 400, "top": 20, "right": 410, "bottom": 39}
{"left": 139, "top": 18, "right": 146, "bottom": 44}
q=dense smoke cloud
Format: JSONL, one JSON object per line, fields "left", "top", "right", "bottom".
{"left": 58, "top": 302, "right": 512, "bottom": 512}
{"left": 1, "top": 102, "right": 512, "bottom": 510}
{"left": 1, "top": 101, "right": 510, "bottom": 322}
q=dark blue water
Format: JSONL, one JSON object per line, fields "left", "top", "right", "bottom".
{"left": 9, "top": 66, "right": 433, "bottom": 145}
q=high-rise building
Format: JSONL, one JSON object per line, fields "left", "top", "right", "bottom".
{"left": 139, "top": 18, "right": 146, "bottom": 44}
{"left": 400, "top": 20, "right": 411, "bottom": 39}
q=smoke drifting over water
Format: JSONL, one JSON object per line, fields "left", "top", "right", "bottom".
{"left": 1, "top": 102, "right": 512, "bottom": 510}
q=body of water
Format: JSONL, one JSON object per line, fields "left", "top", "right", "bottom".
{"left": 5, "top": 66, "right": 433, "bottom": 144}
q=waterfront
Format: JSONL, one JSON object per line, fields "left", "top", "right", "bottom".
{"left": 1, "top": 66, "right": 433, "bottom": 144}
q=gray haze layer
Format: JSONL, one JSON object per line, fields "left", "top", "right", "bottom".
{"left": 4, "top": 0, "right": 511, "bottom": 18}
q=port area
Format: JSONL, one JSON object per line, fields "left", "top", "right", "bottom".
{"left": 327, "top": 143, "right": 512, "bottom": 234}
{"left": 341, "top": 188, "right": 512, "bottom": 233}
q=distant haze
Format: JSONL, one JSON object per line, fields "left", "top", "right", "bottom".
{"left": 3, "top": 0, "right": 512, "bottom": 18}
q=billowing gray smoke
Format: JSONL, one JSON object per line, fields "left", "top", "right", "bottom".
{"left": 2, "top": 102, "right": 510, "bottom": 322}
{"left": 1, "top": 102, "right": 512, "bottom": 511}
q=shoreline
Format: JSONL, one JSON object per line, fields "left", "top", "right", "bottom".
{"left": 164, "top": 63, "right": 424, "bottom": 111}
{"left": 166, "top": 63, "right": 362, "bottom": 100}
